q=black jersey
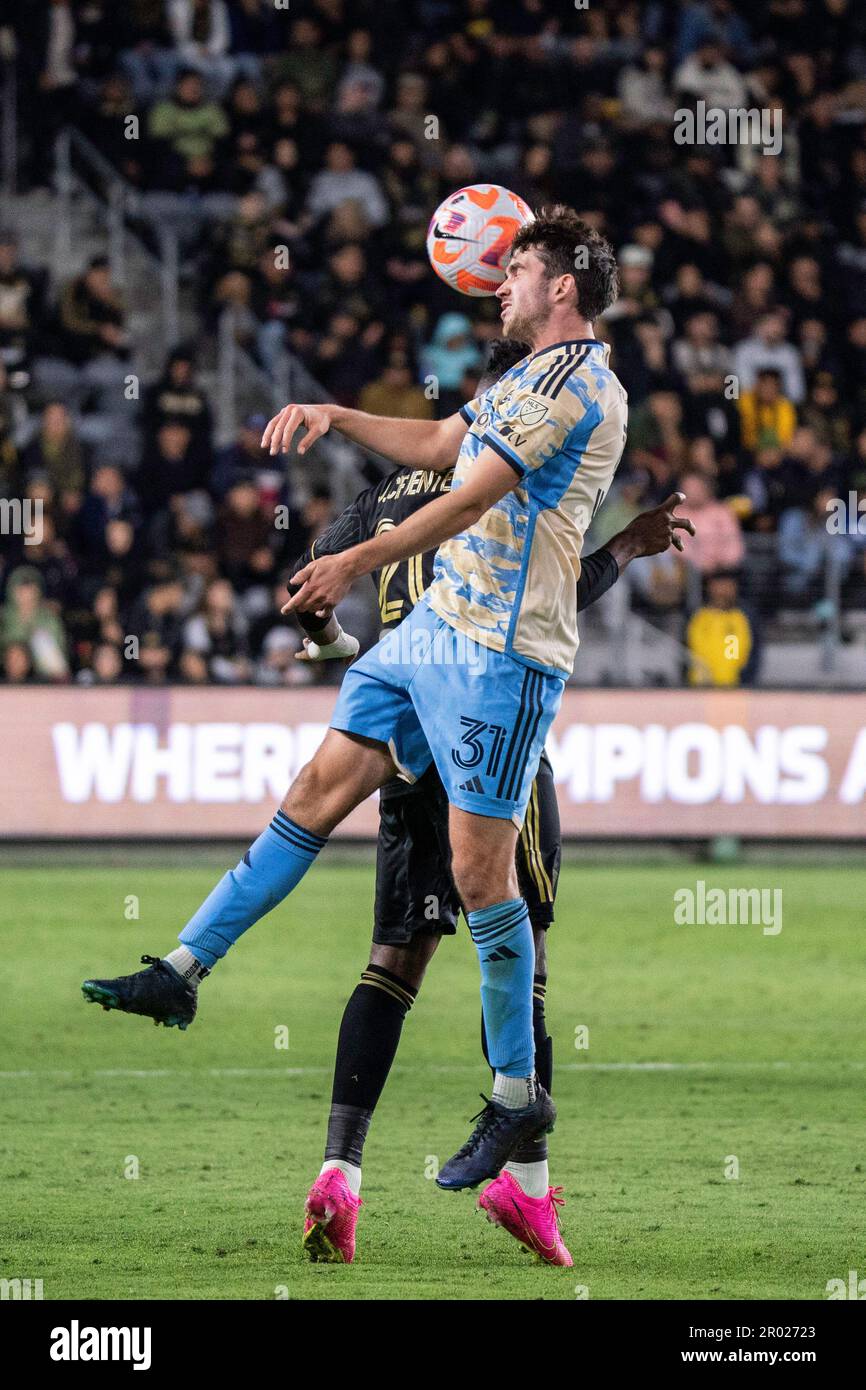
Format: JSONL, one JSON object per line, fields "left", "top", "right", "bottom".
{"left": 288, "top": 465, "right": 618, "bottom": 631}
{"left": 289, "top": 466, "right": 454, "bottom": 630}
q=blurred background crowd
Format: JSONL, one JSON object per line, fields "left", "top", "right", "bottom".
{"left": 1, "top": 0, "right": 865, "bottom": 689}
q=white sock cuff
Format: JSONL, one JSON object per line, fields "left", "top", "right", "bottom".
{"left": 492, "top": 1072, "right": 536, "bottom": 1109}
{"left": 319, "top": 1158, "right": 362, "bottom": 1196}
{"left": 504, "top": 1159, "right": 550, "bottom": 1199}
{"left": 164, "top": 946, "right": 209, "bottom": 985}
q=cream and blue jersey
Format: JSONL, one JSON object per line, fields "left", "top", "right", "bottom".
{"left": 426, "top": 338, "right": 628, "bottom": 678}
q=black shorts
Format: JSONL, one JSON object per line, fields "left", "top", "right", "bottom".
{"left": 372, "top": 750, "right": 562, "bottom": 946}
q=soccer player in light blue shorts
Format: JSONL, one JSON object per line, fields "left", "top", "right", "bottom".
{"left": 82, "top": 208, "right": 629, "bottom": 1192}
{"left": 331, "top": 597, "right": 563, "bottom": 829}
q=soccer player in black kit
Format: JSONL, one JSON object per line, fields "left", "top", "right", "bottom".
{"left": 288, "top": 340, "right": 693, "bottom": 1266}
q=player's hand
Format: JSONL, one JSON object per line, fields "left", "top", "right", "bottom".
{"left": 614, "top": 492, "right": 695, "bottom": 560}
{"left": 281, "top": 553, "right": 358, "bottom": 615}
{"left": 261, "top": 403, "right": 334, "bottom": 457}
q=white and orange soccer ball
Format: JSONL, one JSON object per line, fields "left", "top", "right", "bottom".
{"left": 426, "top": 184, "right": 534, "bottom": 297}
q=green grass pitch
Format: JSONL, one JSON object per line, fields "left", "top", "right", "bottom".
{"left": 1, "top": 859, "right": 864, "bottom": 1301}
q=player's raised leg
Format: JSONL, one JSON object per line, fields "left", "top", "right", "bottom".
{"left": 81, "top": 730, "right": 399, "bottom": 1028}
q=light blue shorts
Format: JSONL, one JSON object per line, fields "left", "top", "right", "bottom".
{"left": 330, "top": 599, "right": 564, "bottom": 827}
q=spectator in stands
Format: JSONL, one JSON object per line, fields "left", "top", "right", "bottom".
{"left": 67, "top": 575, "right": 128, "bottom": 667}
{"left": 672, "top": 310, "right": 732, "bottom": 386}
{"left": 738, "top": 367, "right": 797, "bottom": 451}
{"left": 75, "top": 463, "right": 140, "bottom": 557}
{"left": 225, "top": 0, "right": 282, "bottom": 69}
{"left": 179, "top": 577, "right": 250, "bottom": 683}
{"left": 842, "top": 317, "right": 866, "bottom": 427}
{"left": 166, "top": 0, "right": 237, "bottom": 94}
{"left": 359, "top": 347, "right": 435, "bottom": 421}
{"left": 215, "top": 477, "right": 276, "bottom": 592}
{"left": 733, "top": 310, "right": 805, "bottom": 404}
{"left": 88, "top": 519, "right": 148, "bottom": 611}
{"left": 116, "top": 1, "right": 176, "bottom": 103}
{"left": 81, "top": 73, "right": 146, "bottom": 186}
{"left": 22, "top": 402, "right": 87, "bottom": 512}
{"left": 606, "top": 245, "right": 659, "bottom": 324}
{"left": 270, "top": 17, "right": 337, "bottom": 111}
{"left": 76, "top": 641, "right": 127, "bottom": 685}
{"left": 142, "top": 346, "right": 212, "bottom": 461}
{"left": 213, "top": 413, "right": 270, "bottom": 497}
{"left": 0, "top": 566, "right": 69, "bottom": 681}
{"left": 779, "top": 428, "right": 843, "bottom": 507}
{"left": 678, "top": 471, "right": 745, "bottom": 574}
{"left": 305, "top": 141, "right": 389, "bottom": 231}
{"left": 269, "top": 80, "right": 325, "bottom": 173}
{"left": 58, "top": 256, "right": 128, "bottom": 365}
{"left": 147, "top": 68, "right": 229, "bottom": 187}
{"left": 617, "top": 46, "right": 675, "bottom": 126}
{"left": 420, "top": 313, "right": 482, "bottom": 413}
{"left": 627, "top": 386, "right": 688, "bottom": 493}
{"left": 800, "top": 371, "right": 852, "bottom": 456}
{"left": 336, "top": 28, "right": 385, "bottom": 115}
{"left": 687, "top": 571, "right": 758, "bottom": 687}
{"left": 137, "top": 420, "right": 209, "bottom": 519}
{"left": 251, "top": 251, "right": 302, "bottom": 373}
{"left": 778, "top": 488, "right": 853, "bottom": 600}
{"left": 127, "top": 575, "right": 186, "bottom": 683}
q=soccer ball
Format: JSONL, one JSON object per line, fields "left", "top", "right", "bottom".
{"left": 426, "top": 184, "right": 534, "bottom": 297}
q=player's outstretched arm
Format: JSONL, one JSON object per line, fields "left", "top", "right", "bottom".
{"left": 283, "top": 447, "right": 516, "bottom": 616}
{"left": 576, "top": 493, "right": 694, "bottom": 611}
{"left": 261, "top": 402, "right": 468, "bottom": 473}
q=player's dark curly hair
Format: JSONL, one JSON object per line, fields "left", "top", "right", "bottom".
{"left": 510, "top": 206, "right": 619, "bottom": 322}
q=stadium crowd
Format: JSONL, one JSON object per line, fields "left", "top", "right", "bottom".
{"left": 2, "top": 0, "right": 866, "bottom": 687}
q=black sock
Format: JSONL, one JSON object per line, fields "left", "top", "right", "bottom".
{"left": 481, "top": 973, "right": 551, "bottom": 1163}
{"left": 324, "top": 964, "right": 417, "bottom": 1167}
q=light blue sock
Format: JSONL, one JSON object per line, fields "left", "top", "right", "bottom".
{"left": 467, "top": 897, "right": 535, "bottom": 1079}
{"left": 179, "top": 811, "right": 326, "bottom": 969}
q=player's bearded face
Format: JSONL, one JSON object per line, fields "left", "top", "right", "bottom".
{"left": 498, "top": 252, "right": 555, "bottom": 343}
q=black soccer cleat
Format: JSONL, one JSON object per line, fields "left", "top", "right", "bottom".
{"left": 436, "top": 1087, "right": 556, "bottom": 1191}
{"left": 81, "top": 955, "right": 197, "bottom": 1030}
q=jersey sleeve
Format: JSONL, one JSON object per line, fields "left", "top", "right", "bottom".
{"left": 459, "top": 393, "right": 483, "bottom": 426}
{"left": 575, "top": 546, "right": 618, "bottom": 612}
{"left": 481, "top": 374, "right": 596, "bottom": 479}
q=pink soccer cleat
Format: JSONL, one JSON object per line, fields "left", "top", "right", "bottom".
{"left": 302, "top": 1168, "right": 362, "bottom": 1264}
{"left": 478, "top": 1171, "right": 573, "bottom": 1267}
